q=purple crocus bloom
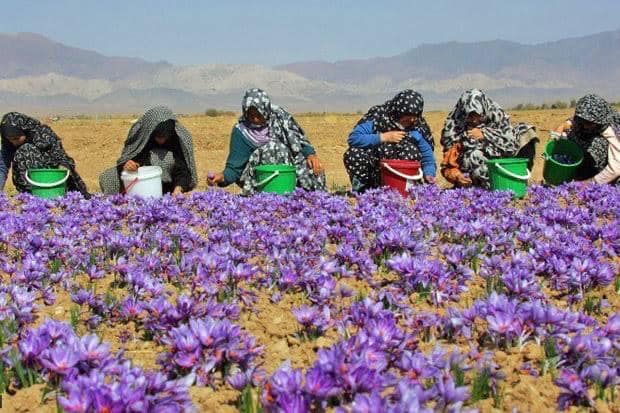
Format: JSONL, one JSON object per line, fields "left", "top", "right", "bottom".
{"left": 70, "top": 289, "right": 94, "bottom": 306}
{"left": 304, "top": 366, "right": 338, "bottom": 399}
{"left": 18, "top": 331, "right": 49, "bottom": 363}
{"left": 79, "top": 334, "right": 111, "bottom": 363}
{"left": 350, "top": 392, "right": 386, "bottom": 413}
{"left": 58, "top": 390, "right": 92, "bottom": 412}
{"left": 120, "top": 297, "right": 144, "bottom": 320}
{"left": 555, "top": 369, "right": 593, "bottom": 410}
{"left": 40, "top": 346, "right": 81, "bottom": 375}
{"left": 227, "top": 371, "right": 249, "bottom": 391}
{"left": 433, "top": 374, "right": 469, "bottom": 410}
{"left": 189, "top": 318, "right": 224, "bottom": 348}
{"left": 171, "top": 325, "right": 199, "bottom": 353}
{"left": 292, "top": 305, "right": 318, "bottom": 328}
{"left": 487, "top": 312, "right": 516, "bottom": 335}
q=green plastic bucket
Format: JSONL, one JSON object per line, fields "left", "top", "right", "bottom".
{"left": 487, "top": 158, "right": 531, "bottom": 198}
{"left": 542, "top": 139, "right": 583, "bottom": 186}
{"left": 26, "top": 168, "right": 69, "bottom": 199}
{"left": 255, "top": 164, "right": 296, "bottom": 194}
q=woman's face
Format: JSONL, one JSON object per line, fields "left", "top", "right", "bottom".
{"left": 246, "top": 107, "right": 266, "bottom": 127}
{"left": 152, "top": 133, "right": 169, "bottom": 146}
{"left": 466, "top": 112, "right": 483, "bottom": 128}
{"left": 6, "top": 135, "right": 26, "bottom": 148}
{"left": 397, "top": 114, "right": 417, "bottom": 130}
{"left": 576, "top": 117, "right": 598, "bottom": 131}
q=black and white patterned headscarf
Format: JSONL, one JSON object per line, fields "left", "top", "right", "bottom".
{"left": 1, "top": 112, "right": 89, "bottom": 195}
{"left": 239, "top": 88, "right": 313, "bottom": 156}
{"left": 357, "top": 89, "right": 433, "bottom": 147}
{"left": 568, "top": 94, "right": 620, "bottom": 172}
{"left": 571, "top": 94, "right": 620, "bottom": 139}
{"left": 440, "top": 89, "right": 519, "bottom": 156}
{"left": 2, "top": 112, "right": 60, "bottom": 149}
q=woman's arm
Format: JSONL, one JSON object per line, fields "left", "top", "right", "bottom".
{"left": 221, "top": 126, "right": 257, "bottom": 186}
{"left": 409, "top": 130, "right": 436, "bottom": 177}
{"left": 0, "top": 144, "right": 15, "bottom": 190}
{"left": 348, "top": 121, "right": 381, "bottom": 148}
{"left": 593, "top": 128, "right": 620, "bottom": 184}
{"left": 171, "top": 156, "right": 193, "bottom": 192}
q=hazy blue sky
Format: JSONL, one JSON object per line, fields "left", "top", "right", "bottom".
{"left": 2, "top": 0, "right": 619, "bottom": 65}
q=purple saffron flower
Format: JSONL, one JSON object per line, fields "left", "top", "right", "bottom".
{"left": 304, "top": 366, "right": 338, "bottom": 399}
{"left": 40, "top": 346, "right": 81, "bottom": 375}
{"left": 555, "top": 369, "right": 593, "bottom": 410}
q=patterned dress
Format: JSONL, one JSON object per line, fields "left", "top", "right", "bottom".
{"left": 440, "top": 89, "right": 537, "bottom": 189}
{"left": 343, "top": 90, "right": 434, "bottom": 191}
{"left": 236, "top": 89, "right": 326, "bottom": 195}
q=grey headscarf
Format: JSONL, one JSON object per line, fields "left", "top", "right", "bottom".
{"left": 568, "top": 94, "right": 620, "bottom": 174}
{"left": 99, "top": 106, "right": 197, "bottom": 194}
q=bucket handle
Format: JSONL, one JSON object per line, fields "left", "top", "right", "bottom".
{"left": 382, "top": 163, "right": 424, "bottom": 181}
{"left": 494, "top": 163, "right": 531, "bottom": 181}
{"left": 122, "top": 177, "right": 140, "bottom": 194}
{"left": 25, "top": 170, "right": 70, "bottom": 188}
{"left": 256, "top": 170, "right": 280, "bottom": 187}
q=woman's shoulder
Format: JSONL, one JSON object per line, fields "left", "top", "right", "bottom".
{"left": 354, "top": 119, "right": 375, "bottom": 129}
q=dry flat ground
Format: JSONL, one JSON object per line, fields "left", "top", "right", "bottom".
{"left": 2, "top": 109, "right": 575, "bottom": 194}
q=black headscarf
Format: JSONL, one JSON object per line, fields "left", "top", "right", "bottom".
{"left": 0, "top": 122, "right": 24, "bottom": 141}
{"left": 0, "top": 112, "right": 89, "bottom": 196}
{"left": 356, "top": 89, "right": 434, "bottom": 148}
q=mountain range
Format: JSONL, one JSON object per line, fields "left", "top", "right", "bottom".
{"left": 0, "top": 30, "right": 618, "bottom": 114}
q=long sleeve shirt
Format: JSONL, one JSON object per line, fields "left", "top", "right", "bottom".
{"left": 593, "top": 126, "right": 620, "bottom": 184}
{"left": 348, "top": 120, "right": 436, "bottom": 177}
{"left": 221, "top": 125, "right": 316, "bottom": 186}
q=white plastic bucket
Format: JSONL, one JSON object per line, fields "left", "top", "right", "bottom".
{"left": 121, "top": 166, "right": 163, "bottom": 199}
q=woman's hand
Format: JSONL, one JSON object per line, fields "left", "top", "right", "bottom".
{"left": 424, "top": 175, "right": 436, "bottom": 185}
{"left": 456, "top": 173, "right": 472, "bottom": 187}
{"left": 123, "top": 160, "right": 139, "bottom": 172}
{"left": 172, "top": 186, "right": 183, "bottom": 196}
{"left": 554, "top": 120, "right": 572, "bottom": 134}
{"left": 467, "top": 128, "right": 484, "bottom": 140}
{"left": 207, "top": 172, "right": 225, "bottom": 186}
{"left": 306, "top": 155, "right": 324, "bottom": 175}
{"left": 380, "top": 131, "right": 406, "bottom": 144}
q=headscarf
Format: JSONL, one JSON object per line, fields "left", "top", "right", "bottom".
{"left": 0, "top": 122, "right": 24, "bottom": 141}
{"left": 441, "top": 89, "right": 519, "bottom": 158}
{"left": 0, "top": 112, "right": 89, "bottom": 196}
{"left": 237, "top": 88, "right": 313, "bottom": 155}
{"left": 117, "top": 106, "right": 197, "bottom": 189}
{"left": 571, "top": 94, "right": 619, "bottom": 137}
{"left": 356, "top": 89, "right": 433, "bottom": 147}
{"left": 568, "top": 94, "right": 620, "bottom": 173}
{"left": 1, "top": 112, "right": 60, "bottom": 152}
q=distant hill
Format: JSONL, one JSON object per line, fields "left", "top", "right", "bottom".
{"left": 277, "top": 30, "right": 620, "bottom": 92}
{"left": 0, "top": 32, "right": 170, "bottom": 80}
{"left": 0, "top": 30, "right": 618, "bottom": 113}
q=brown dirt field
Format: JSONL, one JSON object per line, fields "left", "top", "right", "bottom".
{"left": 2, "top": 109, "right": 574, "bottom": 194}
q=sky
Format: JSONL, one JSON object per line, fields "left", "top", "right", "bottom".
{"left": 2, "top": 0, "right": 619, "bottom": 66}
